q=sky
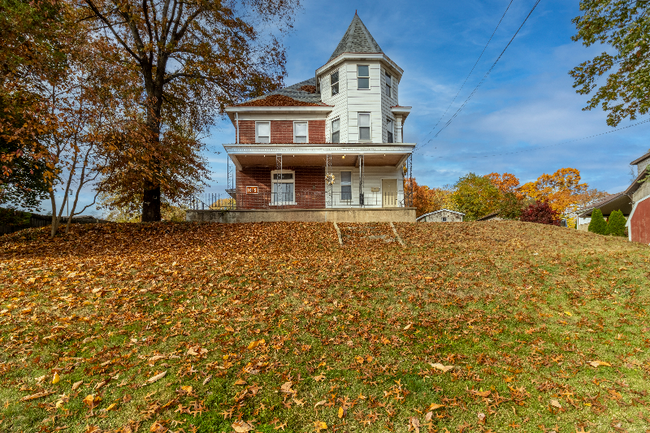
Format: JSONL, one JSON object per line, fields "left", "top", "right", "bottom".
{"left": 202, "top": 0, "right": 649, "bottom": 198}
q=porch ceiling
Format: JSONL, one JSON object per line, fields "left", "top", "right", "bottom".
{"left": 231, "top": 153, "right": 406, "bottom": 168}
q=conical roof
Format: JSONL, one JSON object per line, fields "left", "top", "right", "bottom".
{"left": 328, "top": 14, "right": 383, "bottom": 62}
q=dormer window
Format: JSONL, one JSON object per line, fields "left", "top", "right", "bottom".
{"left": 385, "top": 73, "right": 392, "bottom": 97}
{"left": 331, "top": 118, "right": 340, "bottom": 143}
{"left": 331, "top": 70, "right": 339, "bottom": 96}
{"left": 358, "top": 113, "right": 371, "bottom": 141}
{"left": 357, "top": 65, "right": 369, "bottom": 89}
{"left": 294, "top": 121, "right": 308, "bottom": 143}
{"left": 256, "top": 121, "right": 270, "bottom": 143}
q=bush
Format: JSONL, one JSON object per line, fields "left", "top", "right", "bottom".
{"left": 605, "top": 209, "right": 626, "bottom": 237}
{"left": 0, "top": 207, "right": 31, "bottom": 226}
{"left": 588, "top": 209, "right": 607, "bottom": 235}
{"left": 520, "top": 200, "right": 561, "bottom": 225}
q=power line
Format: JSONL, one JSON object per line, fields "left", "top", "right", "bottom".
{"left": 428, "top": 117, "right": 650, "bottom": 160}
{"left": 424, "top": 0, "right": 515, "bottom": 142}
{"left": 431, "top": 0, "right": 543, "bottom": 140}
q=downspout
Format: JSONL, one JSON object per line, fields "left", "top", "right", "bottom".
{"left": 235, "top": 113, "right": 240, "bottom": 144}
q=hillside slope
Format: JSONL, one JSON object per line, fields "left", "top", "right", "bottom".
{"left": 1, "top": 222, "right": 648, "bottom": 432}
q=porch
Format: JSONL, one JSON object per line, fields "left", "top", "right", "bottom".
{"left": 186, "top": 207, "right": 416, "bottom": 223}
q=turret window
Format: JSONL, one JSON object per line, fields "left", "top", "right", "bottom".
{"left": 386, "top": 118, "right": 394, "bottom": 143}
{"left": 357, "top": 65, "right": 369, "bottom": 89}
{"left": 358, "top": 113, "right": 371, "bottom": 141}
{"left": 385, "top": 73, "right": 392, "bottom": 97}
{"left": 331, "top": 70, "right": 339, "bottom": 96}
{"left": 331, "top": 118, "right": 340, "bottom": 143}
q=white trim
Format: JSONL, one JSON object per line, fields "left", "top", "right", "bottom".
{"left": 357, "top": 64, "right": 370, "bottom": 90}
{"left": 226, "top": 106, "right": 332, "bottom": 114}
{"left": 626, "top": 193, "right": 650, "bottom": 241}
{"left": 224, "top": 143, "right": 416, "bottom": 155}
{"left": 270, "top": 169, "right": 296, "bottom": 206}
{"left": 316, "top": 53, "right": 404, "bottom": 78}
{"left": 293, "top": 121, "right": 309, "bottom": 144}
{"left": 416, "top": 209, "right": 466, "bottom": 222}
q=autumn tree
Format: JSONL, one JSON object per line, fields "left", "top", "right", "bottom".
{"left": 79, "top": 0, "right": 300, "bottom": 221}
{"left": 570, "top": 1, "right": 650, "bottom": 127}
{"left": 485, "top": 172, "right": 526, "bottom": 220}
{"left": 520, "top": 200, "right": 561, "bottom": 226}
{"left": 0, "top": 0, "right": 69, "bottom": 209}
{"left": 405, "top": 178, "right": 455, "bottom": 217}
{"left": 520, "top": 168, "right": 588, "bottom": 220}
{"left": 451, "top": 173, "right": 500, "bottom": 221}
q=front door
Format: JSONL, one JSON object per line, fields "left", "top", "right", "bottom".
{"left": 382, "top": 179, "right": 398, "bottom": 208}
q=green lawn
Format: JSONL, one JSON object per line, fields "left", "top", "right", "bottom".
{"left": 0, "top": 221, "right": 649, "bottom": 433}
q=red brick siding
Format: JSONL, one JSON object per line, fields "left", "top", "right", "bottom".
{"left": 309, "top": 120, "right": 325, "bottom": 143}
{"left": 236, "top": 166, "right": 325, "bottom": 209}
{"left": 631, "top": 198, "right": 650, "bottom": 243}
{"left": 236, "top": 120, "right": 326, "bottom": 144}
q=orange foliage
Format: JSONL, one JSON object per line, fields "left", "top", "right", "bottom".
{"left": 405, "top": 178, "right": 455, "bottom": 217}
{"left": 485, "top": 172, "right": 522, "bottom": 198}
{"left": 520, "top": 168, "right": 588, "bottom": 216}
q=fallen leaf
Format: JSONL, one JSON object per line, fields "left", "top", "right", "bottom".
{"left": 478, "top": 412, "right": 486, "bottom": 424}
{"left": 280, "top": 381, "right": 294, "bottom": 394}
{"left": 312, "top": 374, "right": 326, "bottom": 382}
{"left": 52, "top": 372, "right": 60, "bottom": 385}
{"left": 550, "top": 399, "right": 562, "bottom": 409}
{"left": 146, "top": 371, "right": 167, "bottom": 385}
{"left": 314, "top": 421, "right": 327, "bottom": 431}
{"left": 83, "top": 394, "right": 101, "bottom": 408}
{"left": 202, "top": 375, "right": 213, "bottom": 385}
{"left": 338, "top": 406, "right": 344, "bottom": 418}
{"left": 430, "top": 363, "right": 454, "bottom": 372}
{"left": 425, "top": 411, "right": 433, "bottom": 421}
{"left": 428, "top": 403, "right": 445, "bottom": 411}
{"left": 106, "top": 403, "right": 117, "bottom": 411}
{"left": 234, "top": 379, "right": 247, "bottom": 386}
{"left": 314, "top": 400, "right": 326, "bottom": 409}
{"left": 588, "top": 361, "right": 611, "bottom": 368}
{"left": 232, "top": 420, "right": 254, "bottom": 432}
{"left": 409, "top": 416, "right": 420, "bottom": 433}
{"left": 471, "top": 390, "right": 491, "bottom": 398}
{"left": 21, "top": 391, "right": 54, "bottom": 402}
{"left": 403, "top": 323, "right": 412, "bottom": 330}
{"left": 72, "top": 381, "right": 83, "bottom": 391}
{"left": 181, "top": 385, "right": 193, "bottom": 394}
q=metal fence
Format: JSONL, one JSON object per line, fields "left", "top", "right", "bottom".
{"left": 188, "top": 193, "right": 236, "bottom": 211}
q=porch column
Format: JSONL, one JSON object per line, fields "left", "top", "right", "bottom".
{"left": 395, "top": 116, "right": 403, "bottom": 144}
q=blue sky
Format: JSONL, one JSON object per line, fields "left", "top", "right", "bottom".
{"left": 203, "top": 0, "right": 649, "bottom": 197}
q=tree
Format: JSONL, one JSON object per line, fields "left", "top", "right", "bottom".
{"left": 520, "top": 168, "right": 588, "bottom": 219}
{"left": 451, "top": 173, "right": 500, "bottom": 221}
{"left": 485, "top": 172, "right": 525, "bottom": 219}
{"left": 588, "top": 209, "right": 607, "bottom": 235}
{"left": 0, "top": 0, "right": 70, "bottom": 209}
{"left": 570, "top": 1, "right": 650, "bottom": 127}
{"left": 405, "top": 178, "right": 456, "bottom": 217}
{"left": 79, "top": 0, "right": 300, "bottom": 221}
{"left": 605, "top": 209, "right": 627, "bottom": 237}
{"left": 520, "top": 200, "right": 561, "bottom": 226}
{"left": 485, "top": 172, "right": 522, "bottom": 197}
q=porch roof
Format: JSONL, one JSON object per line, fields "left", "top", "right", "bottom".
{"left": 223, "top": 143, "right": 415, "bottom": 169}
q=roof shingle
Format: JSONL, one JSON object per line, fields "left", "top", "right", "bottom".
{"left": 328, "top": 14, "right": 383, "bottom": 62}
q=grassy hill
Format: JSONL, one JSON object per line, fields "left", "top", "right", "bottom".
{"left": 0, "top": 221, "right": 649, "bottom": 433}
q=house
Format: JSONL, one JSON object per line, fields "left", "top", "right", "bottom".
{"left": 577, "top": 192, "right": 631, "bottom": 231}
{"left": 477, "top": 212, "right": 503, "bottom": 222}
{"left": 216, "top": 13, "right": 415, "bottom": 222}
{"left": 416, "top": 209, "right": 465, "bottom": 222}
{"left": 626, "top": 150, "right": 650, "bottom": 243}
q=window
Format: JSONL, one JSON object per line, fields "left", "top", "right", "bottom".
{"left": 271, "top": 171, "right": 295, "bottom": 205}
{"left": 385, "top": 73, "right": 392, "bottom": 97}
{"left": 358, "top": 113, "right": 370, "bottom": 141}
{"left": 294, "top": 121, "right": 308, "bottom": 143}
{"left": 341, "top": 171, "right": 352, "bottom": 201}
{"left": 331, "top": 118, "right": 340, "bottom": 143}
{"left": 386, "top": 118, "right": 394, "bottom": 143}
{"left": 442, "top": 217, "right": 447, "bottom": 222}
{"left": 357, "top": 65, "right": 369, "bottom": 89}
{"left": 331, "top": 70, "right": 339, "bottom": 96}
{"left": 256, "top": 121, "right": 270, "bottom": 143}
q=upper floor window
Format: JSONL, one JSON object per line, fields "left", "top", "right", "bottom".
{"left": 357, "top": 65, "right": 369, "bottom": 89}
{"left": 331, "top": 70, "right": 339, "bottom": 96}
{"left": 331, "top": 118, "right": 340, "bottom": 143}
{"left": 386, "top": 118, "right": 394, "bottom": 143}
{"left": 358, "top": 113, "right": 371, "bottom": 141}
{"left": 294, "top": 121, "right": 308, "bottom": 143}
{"left": 385, "top": 73, "right": 392, "bottom": 97}
{"left": 256, "top": 121, "right": 270, "bottom": 143}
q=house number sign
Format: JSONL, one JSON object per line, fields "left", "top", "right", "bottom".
{"left": 246, "top": 186, "right": 259, "bottom": 194}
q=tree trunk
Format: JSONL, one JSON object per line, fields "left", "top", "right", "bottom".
{"left": 141, "top": 87, "right": 163, "bottom": 222}
{"left": 142, "top": 182, "right": 161, "bottom": 222}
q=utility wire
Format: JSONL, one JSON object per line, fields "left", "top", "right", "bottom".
{"left": 432, "top": 0, "right": 543, "bottom": 140}
{"left": 424, "top": 0, "right": 515, "bottom": 142}
{"left": 428, "top": 117, "right": 650, "bottom": 160}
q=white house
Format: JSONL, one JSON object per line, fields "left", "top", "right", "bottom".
{"left": 222, "top": 14, "right": 415, "bottom": 212}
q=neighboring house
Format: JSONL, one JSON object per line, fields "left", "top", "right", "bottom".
{"left": 626, "top": 151, "right": 650, "bottom": 243}
{"left": 222, "top": 14, "right": 414, "bottom": 212}
{"left": 477, "top": 212, "right": 503, "bottom": 222}
{"left": 577, "top": 192, "right": 631, "bottom": 231}
{"left": 417, "top": 209, "right": 465, "bottom": 222}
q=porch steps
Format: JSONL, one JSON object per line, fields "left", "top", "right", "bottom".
{"left": 335, "top": 222, "right": 405, "bottom": 247}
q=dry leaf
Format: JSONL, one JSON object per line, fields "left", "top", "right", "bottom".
{"left": 314, "top": 421, "right": 327, "bottom": 431}
{"left": 280, "top": 381, "right": 294, "bottom": 394}
{"left": 181, "top": 385, "right": 193, "bottom": 394}
{"left": 314, "top": 400, "right": 326, "bottom": 409}
{"left": 202, "top": 375, "right": 213, "bottom": 385}
{"left": 403, "top": 323, "right": 412, "bottom": 330}
{"left": 338, "top": 406, "right": 344, "bottom": 418}
{"left": 425, "top": 411, "right": 433, "bottom": 421}
{"left": 588, "top": 361, "right": 611, "bottom": 368}
{"left": 471, "top": 390, "right": 491, "bottom": 398}
{"left": 232, "top": 420, "right": 254, "bottom": 432}
{"left": 428, "top": 403, "right": 445, "bottom": 411}
{"left": 430, "top": 363, "right": 454, "bottom": 372}
{"left": 21, "top": 391, "right": 54, "bottom": 402}
{"left": 83, "top": 394, "right": 101, "bottom": 408}
{"left": 550, "top": 399, "right": 562, "bottom": 408}
{"left": 234, "top": 379, "right": 247, "bottom": 386}
{"left": 105, "top": 403, "right": 117, "bottom": 411}
{"left": 312, "top": 374, "right": 325, "bottom": 382}
{"left": 72, "top": 381, "right": 83, "bottom": 391}
{"left": 146, "top": 371, "right": 167, "bottom": 384}
{"left": 478, "top": 412, "right": 486, "bottom": 424}
{"left": 52, "top": 372, "right": 60, "bottom": 385}
{"left": 409, "top": 416, "right": 420, "bottom": 433}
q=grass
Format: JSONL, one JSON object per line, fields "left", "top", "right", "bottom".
{"left": 0, "top": 220, "right": 649, "bottom": 433}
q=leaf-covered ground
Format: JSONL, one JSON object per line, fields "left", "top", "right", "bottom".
{"left": 1, "top": 221, "right": 649, "bottom": 433}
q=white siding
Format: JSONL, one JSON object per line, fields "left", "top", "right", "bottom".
{"left": 326, "top": 165, "right": 404, "bottom": 208}
{"left": 321, "top": 66, "right": 349, "bottom": 143}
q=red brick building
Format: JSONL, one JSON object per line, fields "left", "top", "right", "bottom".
{"left": 223, "top": 14, "right": 415, "bottom": 211}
